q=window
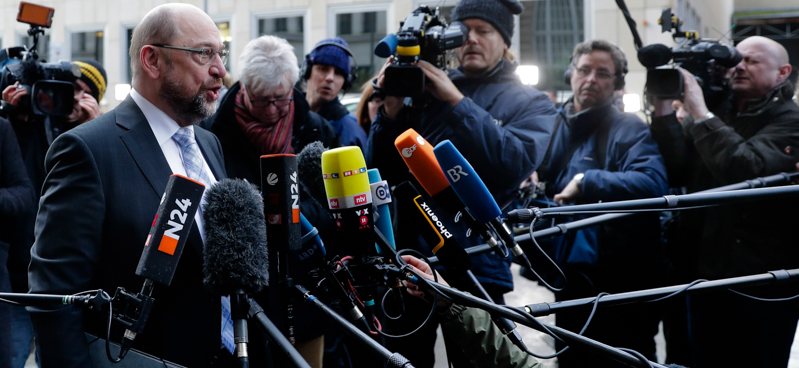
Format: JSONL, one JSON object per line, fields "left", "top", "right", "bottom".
{"left": 334, "top": 10, "right": 387, "bottom": 91}
{"left": 216, "top": 21, "right": 232, "bottom": 72}
{"left": 519, "top": 0, "right": 584, "bottom": 90}
{"left": 363, "top": 12, "right": 377, "bottom": 33}
{"left": 258, "top": 16, "right": 305, "bottom": 67}
{"left": 338, "top": 14, "right": 353, "bottom": 35}
{"left": 125, "top": 27, "right": 134, "bottom": 83}
{"left": 71, "top": 30, "right": 103, "bottom": 63}
{"left": 275, "top": 18, "right": 288, "bottom": 33}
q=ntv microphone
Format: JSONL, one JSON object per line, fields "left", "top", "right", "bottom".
{"left": 321, "top": 146, "right": 378, "bottom": 323}
{"left": 122, "top": 174, "right": 205, "bottom": 359}
{"left": 203, "top": 179, "right": 270, "bottom": 368}
{"left": 432, "top": 140, "right": 535, "bottom": 271}
{"left": 394, "top": 129, "right": 500, "bottom": 250}
{"left": 321, "top": 146, "right": 376, "bottom": 257}
{"left": 261, "top": 154, "right": 302, "bottom": 345}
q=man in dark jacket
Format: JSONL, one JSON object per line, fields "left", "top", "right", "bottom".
{"left": 367, "top": 0, "right": 555, "bottom": 366}
{"left": 303, "top": 38, "right": 367, "bottom": 149}
{"left": 201, "top": 34, "right": 340, "bottom": 368}
{"left": 650, "top": 35, "right": 799, "bottom": 368}
{"left": 532, "top": 39, "right": 668, "bottom": 367}
{"left": 1, "top": 58, "right": 107, "bottom": 367}
{"left": 0, "top": 117, "right": 36, "bottom": 368}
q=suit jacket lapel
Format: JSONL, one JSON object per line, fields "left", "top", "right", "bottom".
{"left": 116, "top": 96, "right": 206, "bottom": 257}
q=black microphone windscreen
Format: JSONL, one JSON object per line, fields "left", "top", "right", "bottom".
{"left": 203, "top": 178, "right": 269, "bottom": 295}
{"left": 298, "top": 141, "right": 329, "bottom": 207}
{"left": 637, "top": 43, "right": 673, "bottom": 69}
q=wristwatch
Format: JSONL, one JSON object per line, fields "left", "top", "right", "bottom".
{"left": 693, "top": 111, "right": 715, "bottom": 125}
{"left": 573, "top": 173, "right": 585, "bottom": 187}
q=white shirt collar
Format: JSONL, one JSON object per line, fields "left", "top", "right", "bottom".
{"left": 130, "top": 88, "right": 192, "bottom": 146}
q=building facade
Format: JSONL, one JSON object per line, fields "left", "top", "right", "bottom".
{"left": 0, "top": 0, "right": 733, "bottom": 112}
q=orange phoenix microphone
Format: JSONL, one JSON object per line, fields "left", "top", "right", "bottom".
{"left": 394, "top": 129, "right": 498, "bottom": 248}
{"left": 321, "top": 146, "right": 376, "bottom": 256}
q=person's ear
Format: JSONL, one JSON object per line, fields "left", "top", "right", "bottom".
{"left": 140, "top": 45, "right": 164, "bottom": 80}
{"left": 777, "top": 64, "right": 792, "bottom": 85}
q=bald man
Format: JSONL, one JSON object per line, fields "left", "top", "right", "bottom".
{"left": 26, "top": 4, "right": 248, "bottom": 367}
{"left": 650, "top": 36, "right": 799, "bottom": 368}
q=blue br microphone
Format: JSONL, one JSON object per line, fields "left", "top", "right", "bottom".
{"left": 432, "top": 140, "right": 531, "bottom": 268}
{"left": 368, "top": 169, "right": 395, "bottom": 254}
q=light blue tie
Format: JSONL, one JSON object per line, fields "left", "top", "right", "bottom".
{"left": 172, "top": 127, "right": 235, "bottom": 354}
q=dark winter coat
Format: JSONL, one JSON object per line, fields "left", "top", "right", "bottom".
{"left": 316, "top": 96, "right": 367, "bottom": 150}
{"left": 536, "top": 100, "right": 668, "bottom": 278}
{"left": 650, "top": 83, "right": 799, "bottom": 279}
{"left": 366, "top": 60, "right": 557, "bottom": 291}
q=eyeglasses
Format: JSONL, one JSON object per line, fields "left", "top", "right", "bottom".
{"left": 151, "top": 44, "right": 229, "bottom": 65}
{"left": 574, "top": 67, "right": 615, "bottom": 81}
{"left": 245, "top": 86, "right": 293, "bottom": 108}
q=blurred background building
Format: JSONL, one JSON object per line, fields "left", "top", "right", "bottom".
{"left": 6, "top": 0, "right": 796, "bottom": 114}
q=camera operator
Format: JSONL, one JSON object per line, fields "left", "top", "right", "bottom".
{"left": 1, "top": 58, "right": 106, "bottom": 367}
{"left": 367, "top": 0, "right": 556, "bottom": 366}
{"left": 527, "top": 39, "right": 668, "bottom": 368}
{"left": 650, "top": 35, "right": 799, "bottom": 368}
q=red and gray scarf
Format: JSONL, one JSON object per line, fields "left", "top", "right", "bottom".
{"left": 234, "top": 88, "right": 295, "bottom": 154}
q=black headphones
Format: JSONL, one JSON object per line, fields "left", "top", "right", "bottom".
{"left": 563, "top": 43, "right": 628, "bottom": 91}
{"left": 300, "top": 42, "right": 359, "bottom": 92}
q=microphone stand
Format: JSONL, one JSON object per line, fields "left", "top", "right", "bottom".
{"left": 400, "top": 273, "right": 667, "bottom": 368}
{"left": 295, "top": 284, "right": 415, "bottom": 368}
{"left": 429, "top": 171, "right": 799, "bottom": 265}
{"left": 524, "top": 269, "right": 799, "bottom": 317}
{"left": 247, "top": 299, "right": 312, "bottom": 368}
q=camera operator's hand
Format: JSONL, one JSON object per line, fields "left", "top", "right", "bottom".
{"left": 77, "top": 94, "right": 101, "bottom": 124}
{"left": 2, "top": 82, "right": 27, "bottom": 106}
{"left": 679, "top": 68, "right": 710, "bottom": 121}
{"left": 401, "top": 255, "right": 452, "bottom": 309}
{"left": 418, "top": 60, "right": 464, "bottom": 108}
{"left": 651, "top": 96, "right": 674, "bottom": 117}
{"left": 376, "top": 57, "right": 405, "bottom": 119}
{"left": 553, "top": 178, "right": 581, "bottom": 205}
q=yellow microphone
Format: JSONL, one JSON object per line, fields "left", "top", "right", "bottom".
{"left": 321, "top": 146, "right": 376, "bottom": 255}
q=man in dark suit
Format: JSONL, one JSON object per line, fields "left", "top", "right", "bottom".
{"left": 27, "top": 4, "right": 232, "bottom": 367}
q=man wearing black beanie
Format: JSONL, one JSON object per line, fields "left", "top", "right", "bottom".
{"left": 367, "top": 0, "right": 557, "bottom": 367}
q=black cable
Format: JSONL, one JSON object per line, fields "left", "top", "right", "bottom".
{"left": 524, "top": 218, "right": 567, "bottom": 292}
{"left": 104, "top": 291, "right": 121, "bottom": 363}
{"left": 0, "top": 298, "right": 24, "bottom": 306}
{"left": 618, "top": 348, "right": 655, "bottom": 368}
{"left": 644, "top": 279, "right": 708, "bottom": 303}
{"left": 727, "top": 289, "right": 799, "bottom": 302}
{"left": 380, "top": 288, "right": 403, "bottom": 320}
{"left": 372, "top": 249, "right": 442, "bottom": 339}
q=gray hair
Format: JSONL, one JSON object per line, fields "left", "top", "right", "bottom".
{"left": 571, "top": 39, "right": 627, "bottom": 77}
{"left": 129, "top": 6, "right": 180, "bottom": 81}
{"left": 239, "top": 35, "right": 299, "bottom": 95}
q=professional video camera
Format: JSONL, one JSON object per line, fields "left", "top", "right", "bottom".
{"left": 374, "top": 6, "right": 467, "bottom": 98}
{"left": 0, "top": 2, "right": 81, "bottom": 117}
{"left": 639, "top": 8, "right": 742, "bottom": 110}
